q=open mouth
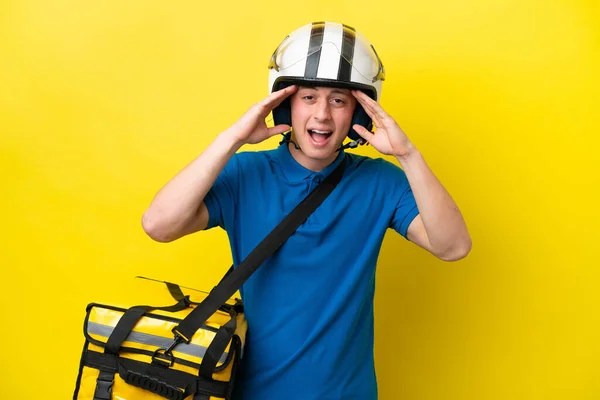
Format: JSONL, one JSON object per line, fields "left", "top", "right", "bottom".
{"left": 308, "top": 129, "right": 333, "bottom": 146}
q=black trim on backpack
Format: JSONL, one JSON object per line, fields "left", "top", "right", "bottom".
{"left": 72, "top": 339, "right": 88, "bottom": 400}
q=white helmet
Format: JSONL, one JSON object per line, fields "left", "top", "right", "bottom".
{"left": 268, "top": 21, "right": 385, "bottom": 143}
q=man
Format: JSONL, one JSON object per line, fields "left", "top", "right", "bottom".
{"left": 142, "top": 22, "right": 471, "bottom": 400}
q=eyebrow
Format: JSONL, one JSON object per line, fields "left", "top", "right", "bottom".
{"left": 330, "top": 89, "right": 351, "bottom": 95}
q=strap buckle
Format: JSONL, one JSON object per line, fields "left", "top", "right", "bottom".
{"left": 93, "top": 371, "right": 114, "bottom": 400}
{"left": 151, "top": 333, "right": 184, "bottom": 367}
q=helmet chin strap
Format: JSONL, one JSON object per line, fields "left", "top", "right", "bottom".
{"left": 338, "top": 138, "right": 366, "bottom": 151}
{"left": 279, "top": 131, "right": 366, "bottom": 152}
{"left": 279, "top": 131, "right": 301, "bottom": 150}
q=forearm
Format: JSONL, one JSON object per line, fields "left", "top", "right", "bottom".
{"left": 142, "top": 130, "right": 243, "bottom": 240}
{"left": 396, "top": 145, "right": 471, "bottom": 257}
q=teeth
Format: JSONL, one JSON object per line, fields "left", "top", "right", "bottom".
{"left": 310, "top": 130, "right": 332, "bottom": 134}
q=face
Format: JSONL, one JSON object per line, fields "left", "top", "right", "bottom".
{"left": 288, "top": 86, "right": 357, "bottom": 171}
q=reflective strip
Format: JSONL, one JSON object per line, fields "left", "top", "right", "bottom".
{"left": 87, "top": 321, "right": 228, "bottom": 364}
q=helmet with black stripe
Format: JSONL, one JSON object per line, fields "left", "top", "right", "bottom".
{"left": 268, "top": 21, "right": 385, "bottom": 146}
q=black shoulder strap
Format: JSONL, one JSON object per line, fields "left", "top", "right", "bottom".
{"left": 171, "top": 156, "right": 346, "bottom": 343}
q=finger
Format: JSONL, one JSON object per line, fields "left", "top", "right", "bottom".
{"left": 351, "top": 90, "right": 378, "bottom": 116}
{"left": 267, "top": 123, "right": 291, "bottom": 137}
{"left": 261, "top": 85, "right": 298, "bottom": 110}
{"left": 352, "top": 89, "right": 379, "bottom": 109}
{"left": 352, "top": 90, "right": 387, "bottom": 121}
{"left": 353, "top": 94, "right": 382, "bottom": 127}
{"left": 355, "top": 93, "right": 382, "bottom": 122}
{"left": 352, "top": 124, "right": 373, "bottom": 141}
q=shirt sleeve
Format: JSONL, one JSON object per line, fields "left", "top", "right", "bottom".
{"left": 385, "top": 161, "right": 420, "bottom": 239}
{"left": 203, "top": 154, "right": 240, "bottom": 231}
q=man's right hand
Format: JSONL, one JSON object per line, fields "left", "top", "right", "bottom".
{"left": 227, "top": 85, "right": 298, "bottom": 145}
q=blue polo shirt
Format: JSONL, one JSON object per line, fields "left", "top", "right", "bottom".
{"left": 203, "top": 142, "right": 419, "bottom": 400}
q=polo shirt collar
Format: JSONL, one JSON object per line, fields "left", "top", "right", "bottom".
{"left": 273, "top": 142, "right": 346, "bottom": 183}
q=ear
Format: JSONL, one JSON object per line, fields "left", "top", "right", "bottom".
{"left": 272, "top": 98, "right": 291, "bottom": 126}
{"left": 272, "top": 82, "right": 294, "bottom": 127}
{"left": 348, "top": 104, "right": 372, "bottom": 141}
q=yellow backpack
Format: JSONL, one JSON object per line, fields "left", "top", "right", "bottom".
{"left": 73, "top": 276, "right": 246, "bottom": 400}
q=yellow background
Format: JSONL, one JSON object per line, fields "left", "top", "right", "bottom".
{"left": 1, "top": 0, "right": 599, "bottom": 398}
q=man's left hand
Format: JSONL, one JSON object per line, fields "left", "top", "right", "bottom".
{"left": 351, "top": 90, "right": 414, "bottom": 158}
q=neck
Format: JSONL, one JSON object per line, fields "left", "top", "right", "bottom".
{"left": 287, "top": 142, "right": 338, "bottom": 172}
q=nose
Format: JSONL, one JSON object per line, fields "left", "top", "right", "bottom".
{"left": 313, "top": 98, "right": 332, "bottom": 122}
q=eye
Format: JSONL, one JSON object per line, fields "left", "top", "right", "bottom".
{"left": 302, "top": 95, "right": 315, "bottom": 101}
{"left": 331, "top": 98, "right": 346, "bottom": 105}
